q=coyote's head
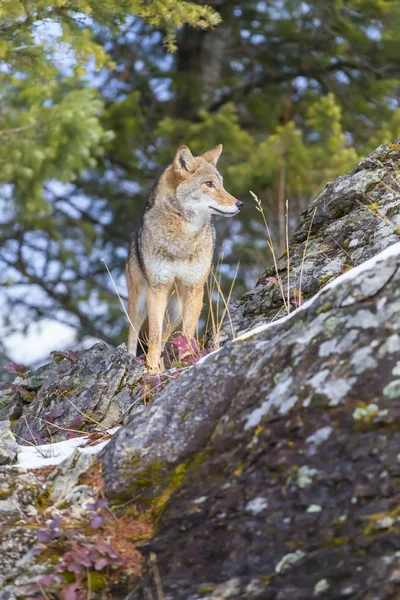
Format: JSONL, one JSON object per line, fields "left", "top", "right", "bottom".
{"left": 168, "top": 144, "right": 243, "bottom": 218}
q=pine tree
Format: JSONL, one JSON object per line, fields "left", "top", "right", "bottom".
{"left": 1, "top": 0, "right": 400, "bottom": 356}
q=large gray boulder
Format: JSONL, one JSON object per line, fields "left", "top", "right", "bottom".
{"left": 102, "top": 242, "right": 400, "bottom": 599}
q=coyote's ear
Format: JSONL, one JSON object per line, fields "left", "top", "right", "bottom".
{"left": 201, "top": 144, "right": 223, "bottom": 166}
{"left": 174, "top": 145, "right": 198, "bottom": 173}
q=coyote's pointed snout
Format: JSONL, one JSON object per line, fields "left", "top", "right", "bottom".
{"left": 126, "top": 143, "right": 242, "bottom": 373}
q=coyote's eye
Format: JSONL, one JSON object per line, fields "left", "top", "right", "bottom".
{"left": 205, "top": 181, "right": 214, "bottom": 188}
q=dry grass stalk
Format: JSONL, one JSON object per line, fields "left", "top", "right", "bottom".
{"left": 150, "top": 552, "right": 165, "bottom": 600}
{"left": 285, "top": 198, "right": 290, "bottom": 313}
{"left": 250, "top": 191, "right": 290, "bottom": 314}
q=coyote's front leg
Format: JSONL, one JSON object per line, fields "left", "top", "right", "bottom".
{"left": 181, "top": 283, "right": 204, "bottom": 341}
{"left": 146, "top": 284, "right": 170, "bottom": 373}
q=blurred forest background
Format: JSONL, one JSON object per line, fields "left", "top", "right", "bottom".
{"left": 1, "top": 0, "right": 400, "bottom": 366}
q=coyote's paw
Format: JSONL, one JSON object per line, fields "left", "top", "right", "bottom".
{"left": 146, "top": 365, "right": 160, "bottom": 375}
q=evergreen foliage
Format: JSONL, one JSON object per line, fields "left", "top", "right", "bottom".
{"left": 1, "top": 0, "right": 400, "bottom": 356}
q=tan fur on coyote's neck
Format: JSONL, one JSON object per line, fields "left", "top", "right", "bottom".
{"left": 142, "top": 166, "right": 214, "bottom": 262}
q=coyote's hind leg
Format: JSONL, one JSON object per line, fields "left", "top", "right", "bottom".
{"left": 126, "top": 263, "right": 147, "bottom": 356}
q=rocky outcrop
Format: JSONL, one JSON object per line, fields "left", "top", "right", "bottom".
{"left": 1, "top": 342, "right": 144, "bottom": 445}
{"left": 221, "top": 139, "right": 400, "bottom": 342}
{"left": 1, "top": 140, "right": 400, "bottom": 600}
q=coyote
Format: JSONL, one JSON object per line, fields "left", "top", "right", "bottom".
{"left": 126, "top": 144, "right": 242, "bottom": 372}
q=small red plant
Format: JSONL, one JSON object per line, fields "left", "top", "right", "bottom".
{"left": 264, "top": 276, "right": 279, "bottom": 285}
{"left": 168, "top": 335, "right": 210, "bottom": 366}
{"left": 30, "top": 496, "right": 152, "bottom": 599}
{"left": 1, "top": 361, "right": 27, "bottom": 375}
{"left": 292, "top": 288, "right": 303, "bottom": 307}
{"left": 2, "top": 381, "right": 30, "bottom": 398}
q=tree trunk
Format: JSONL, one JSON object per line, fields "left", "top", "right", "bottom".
{"left": 174, "top": 0, "right": 235, "bottom": 119}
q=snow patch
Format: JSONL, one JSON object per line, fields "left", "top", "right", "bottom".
{"left": 196, "top": 346, "right": 221, "bottom": 366}
{"left": 16, "top": 428, "right": 120, "bottom": 470}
